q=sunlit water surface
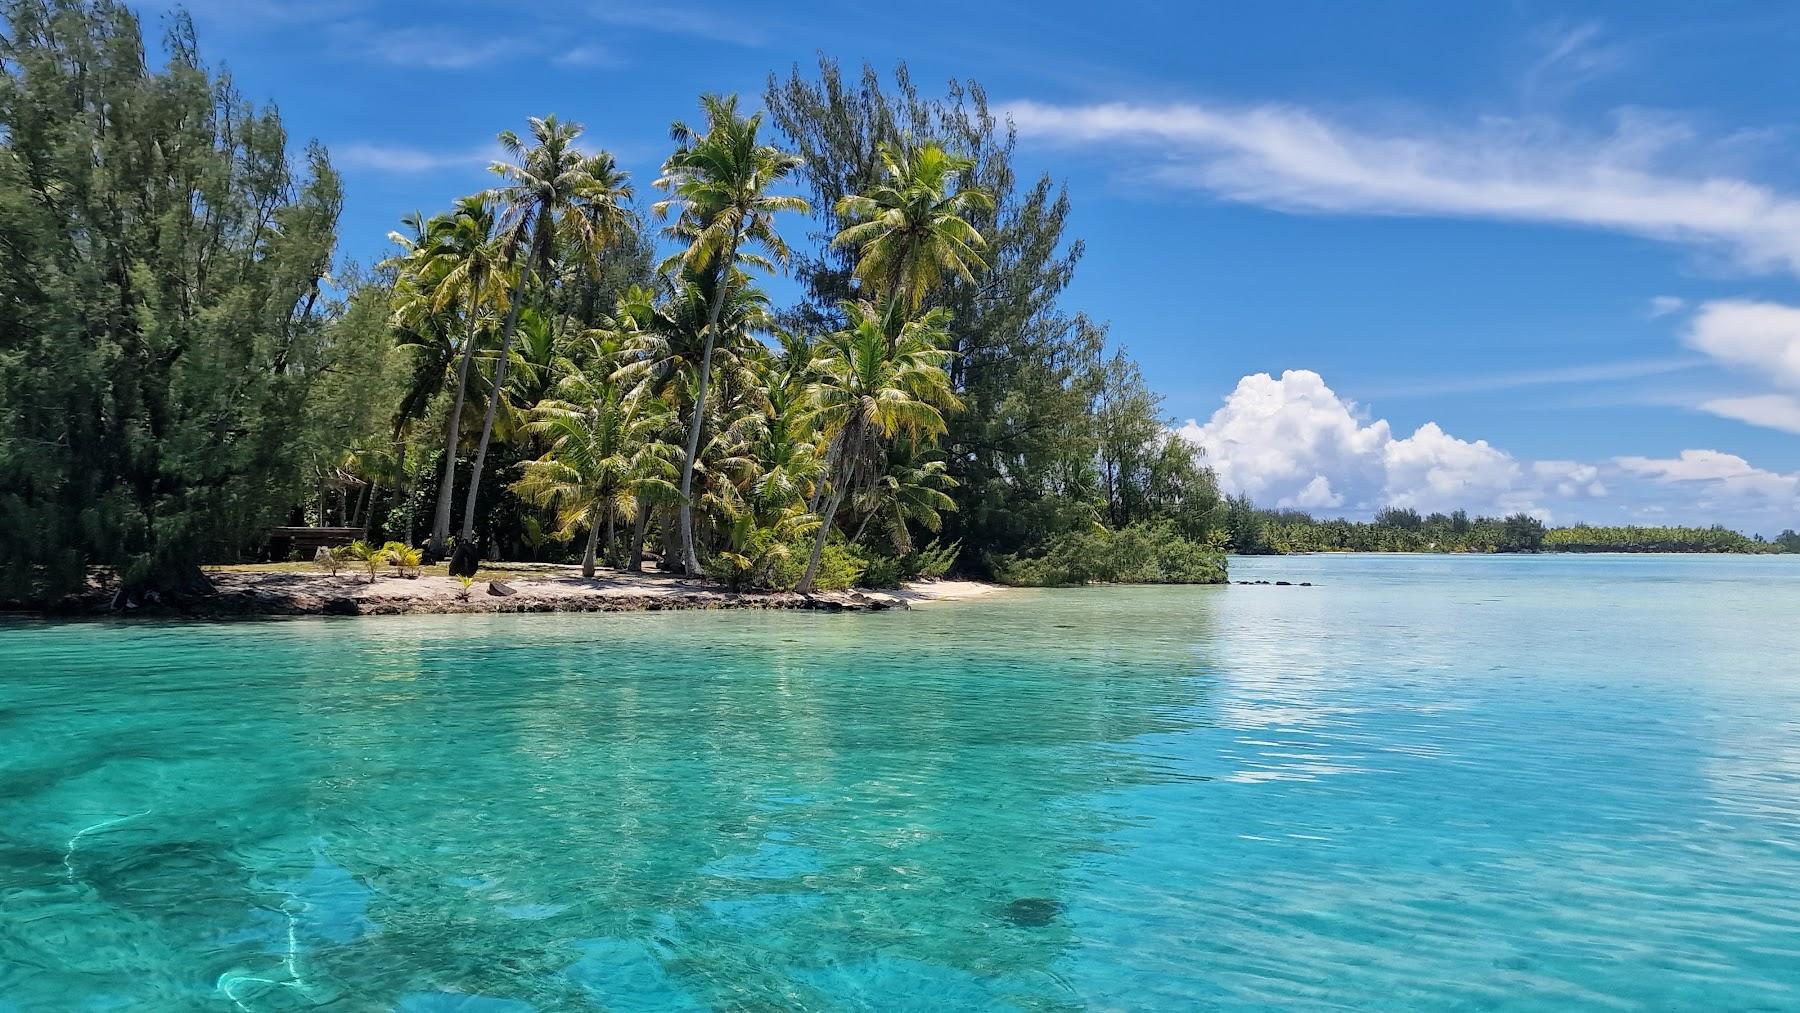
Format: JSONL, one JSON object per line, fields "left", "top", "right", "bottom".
{"left": 3, "top": 554, "right": 1800, "bottom": 1010}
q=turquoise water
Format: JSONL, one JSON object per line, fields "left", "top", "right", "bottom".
{"left": 3, "top": 554, "right": 1800, "bottom": 1010}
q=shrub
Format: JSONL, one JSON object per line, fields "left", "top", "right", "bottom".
{"left": 705, "top": 528, "right": 863, "bottom": 592}
{"left": 848, "top": 539, "right": 961, "bottom": 589}
{"left": 992, "top": 522, "right": 1227, "bottom": 587}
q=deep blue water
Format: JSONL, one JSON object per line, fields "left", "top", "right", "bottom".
{"left": 2, "top": 554, "right": 1798, "bottom": 1010}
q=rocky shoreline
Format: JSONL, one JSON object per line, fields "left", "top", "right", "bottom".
{"left": 10, "top": 568, "right": 1015, "bottom": 619}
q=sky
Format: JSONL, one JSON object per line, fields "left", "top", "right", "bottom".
{"left": 148, "top": 0, "right": 1800, "bottom": 533}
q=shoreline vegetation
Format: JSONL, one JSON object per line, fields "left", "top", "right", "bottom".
{"left": 0, "top": 4, "right": 1233, "bottom": 610}
{"left": 1, "top": 5, "right": 1786, "bottom": 618}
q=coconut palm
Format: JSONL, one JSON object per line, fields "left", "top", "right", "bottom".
{"left": 831, "top": 141, "right": 994, "bottom": 310}
{"left": 653, "top": 93, "right": 808, "bottom": 575}
{"left": 796, "top": 301, "right": 960, "bottom": 593}
{"left": 850, "top": 451, "right": 958, "bottom": 553}
{"left": 410, "top": 195, "right": 505, "bottom": 558}
{"left": 460, "top": 117, "right": 636, "bottom": 563}
{"left": 513, "top": 360, "right": 677, "bottom": 578}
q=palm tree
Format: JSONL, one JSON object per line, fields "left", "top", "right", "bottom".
{"left": 413, "top": 195, "right": 504, "bottom": 559}
{"left": 459, "top": 117, "right": 635, "bottom": 569}
{"left": 850, "top": 451, "right": 958, "bottom": 553}
{"left": 796, "top": 301, "right": 960, "bottom": 593}
{"left": 831, "top": 141, "right": 994, "bottom": 310}
{"left": 653, "top": 93, "right": 808, "bottom": 575}
{"left": 513, "top": 361, "right": 677, "bottom": 578}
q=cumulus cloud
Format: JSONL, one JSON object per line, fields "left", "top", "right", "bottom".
{"left": 1005, "top": 99, "right": 1800, "bottom": 277}
{"left": 1176, "top": 370, "right": 1800, "bottom": 531}
{"left": 1175, "top": 370, "right": 1574, "bottom": 516}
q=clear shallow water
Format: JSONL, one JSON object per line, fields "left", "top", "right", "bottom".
{"left": 3, "top": 554, "right": 1800, "bottom": 1011}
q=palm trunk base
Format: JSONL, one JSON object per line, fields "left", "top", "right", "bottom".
{"left": 448, "top": 541, "right": 481, "bottom": 578}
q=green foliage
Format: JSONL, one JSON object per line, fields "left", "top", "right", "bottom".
{"left": 1543, "top": 524, "right": 1766, "bottom": 554}
{"left": 1239, "top": 510, "right": 1767, "bottom": 555}
{"left": 707, "top": 527, "right": 863, "bottom": 592}
{"left": 345, "top": 540, "right": 388, "bottom": 583}
{"left": 767, "top": 60, "right": 1126, "bottom": 571}
{"left": 383, "top": 541, "right": 423, "bottom": 573}
{"left": 849, "top": 539, "right": 960, "bottom": 589}
{"left": 993, "top": 522, "right": 1228, "bottom": 587}
{"left": 0, "top": 2, "right": 342, "bottom": 597}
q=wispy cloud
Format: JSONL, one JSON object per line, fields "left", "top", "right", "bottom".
{"left": 1700, "top": 394, "right": 1800, "bottom": 434}
{"left": 590, "top": 4, "right": 767, "bottom": 46}
{"left": 333, "top": 142, "right": 500, "bottom": 174}
{"left": 1362, "top": 356, "right": 1702, "bottom": 399}
{"left": 1648, "top": 295, "right": 1686, "bottom": 318}
{"left": 332, "top": 22, "right": 529, "bottom": 70}
{"left": 1005, "top": 99, "right": 1800, "bottom": 278}
{"left": 555, "top": 44, "right": 627, "bottom": 68}
{"left": 1518, "top": 20, "right": 1632, "bottom": 106}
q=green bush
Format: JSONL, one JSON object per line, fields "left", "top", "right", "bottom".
{"left": 706, "top": 529, "right": 864, "bottom": 592}
{"left": 847, "top": 539, "right": 961, "bottom": 589}
{"left": 992, "top": 522, "right": 1227, "bottom": 587}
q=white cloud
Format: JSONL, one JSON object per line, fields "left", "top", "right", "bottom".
{"left": 1005, "top": 99, "right": 1800, "bottom": 277}
{"left": 1177, "top": 370, "right": 1800, "bottom": 532}
{"left": 333, "top": 142, "right": 499, "bottom": 174}
{"left": 1649, "top": 295, "right": 1686, "bottom": 318}
{"left": 1615, "top": 449, "right": 1800, "bottom": 502}
{"left": 1533, "top": 460, "right": 1608, "bottom": 498}
{"left": 1176, "top": 370, "right": 1568, "bottom": 516}
{"left": 1684, "top": 299, "right": 1800, "bottom": 389}
{"left": 1699, "top": 394, "right": 1800, "bottom": 434}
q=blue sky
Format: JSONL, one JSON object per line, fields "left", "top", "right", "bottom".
{"left": 154, "top": 1, "right": 1800, "bottom": 532}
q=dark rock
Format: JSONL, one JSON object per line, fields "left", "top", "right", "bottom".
{"left": 1001, "top": 897, "right": 1063, "bottom": 927}
{"left": 487, "top": 581, "right": 517, "bottom": 597}
{"left": 1300, "top": 582, "right": 1313, "bottom": 587}
{"left": 1276, "top": 581, "right": 1292, "bottom": 586}
{"left": 448, "top": 542, "right": 481, "bottom": 578}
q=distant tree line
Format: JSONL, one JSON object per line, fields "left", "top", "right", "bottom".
{"left": 1221, "top": 501, "right": 1795, "bottom": 555}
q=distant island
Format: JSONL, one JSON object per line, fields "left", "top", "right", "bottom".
{"left": 1225, "top": 501, "right": 1799, "bottom": 555}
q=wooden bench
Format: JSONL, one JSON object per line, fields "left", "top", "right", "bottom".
{"left": 267, "top": 527, "right": 365, "bottom": 561}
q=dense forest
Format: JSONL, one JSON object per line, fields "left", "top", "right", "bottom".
{"left": 0, "top": 1, "right": 1228, "bottom": 601}
{"left": 1, "top": 2, "right": 1789, "bottom": 606}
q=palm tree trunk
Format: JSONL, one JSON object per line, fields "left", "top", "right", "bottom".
{"left": 797, "top": 480, "right": 848, "bottom": 594}
{"left": 460, "top": 270, "right": 529, "bottom": 545}
{"left": 676, "top": 239, "right": 739, "bottom": 577}
{"left": 605, "top": 505, "right": 616, "bottom": 567}
{"left": 581, "top": 500, "right": 602, "bottom": 579}
{"left": 430, "top": 312, "right": 481, "bottom": 556}
{"left": 628, "top": 500, "right": 651, "bottom": 572}
{"left": 850, "top": 508, "right": 875, "bottom": 546}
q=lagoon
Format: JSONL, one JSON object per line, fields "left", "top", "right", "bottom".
{"left": 3, "top": 554, "right": 1799, "bottom": 1009}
